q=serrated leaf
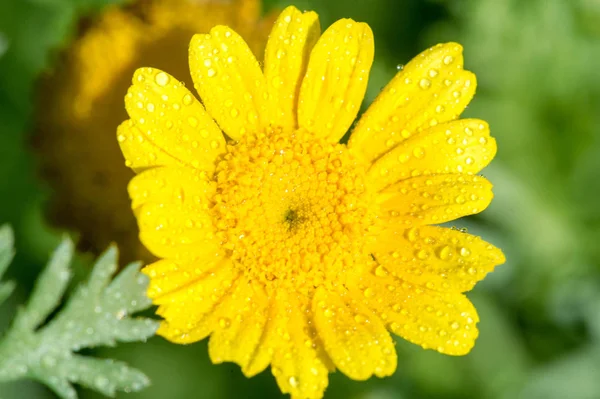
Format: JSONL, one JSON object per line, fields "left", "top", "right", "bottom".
{"left": 62, "top": 356, "right": 150, "bottom": 397}
{"left": 0, "top": 225, "right": 14, "bottom": 279}
{"left": 0, "top": 224, "right": 15, "bottom": 306}
{"left": 12, "top": 238, "right": 73, "bottom": 332}
{"left": 0, "top": 230, "right": 159, "bottom": 398}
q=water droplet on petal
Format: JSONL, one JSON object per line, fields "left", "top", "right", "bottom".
{"left": 437, "top": 245, "right": 452, "bottom": 260}
{"left": 182, "top": 94, "right": 193, "bottom": 106}
{"left": 288, "top": 376, "right": 299, "bottom": 388}
{"left": 155, "top": 72, "right": 170, "bottom": 86}
{"left": 219, "top": 318, "right": 231, "bottom": 328}
{"left": 419, "top": 78, "right": 431, "bottom": 89}
{"left": 443, "top": 55, "right": 454, "bottom": 65}
{"left": 412, "top": 147, "right": 425, "bottom": 158}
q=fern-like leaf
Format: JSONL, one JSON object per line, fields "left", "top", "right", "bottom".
{"left": 0, "top": 225, "right": 159, "bottom": 398}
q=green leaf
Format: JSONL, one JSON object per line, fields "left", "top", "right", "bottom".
{"left": 0, "top": 225, "right": 15, "bottom": 306}
{"left": 0, "top": 225, "right": 159, "bottom": 398}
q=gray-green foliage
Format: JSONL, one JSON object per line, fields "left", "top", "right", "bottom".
{"left": 0, "top": 225, "right": 159, "bottom": 398}
{"left": 0, "top": 226, "right": 16, "bottom": 307}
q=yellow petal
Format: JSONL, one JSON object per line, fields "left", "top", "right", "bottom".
{"left": 298, "top": 19, "right": 374, "bottom": 143}
{"left": 208, "top": 279, "right": 269, "bottom": 370}
{"left": 142, "top": 257, "right": 223, "bottom": 300}
{"left": 117, "top": 120, "right": 181, "bottom": 173}
{"left": 367, "top": 119, "right": 496, "bottom": 192}
{"left": 124, "top": 68, "right": 225, "bottom": 171}
{"left": 242, "top": 297, "right": 285, "bottom": 377}
{"left": 349, "top": 42, "right": 476, "bottom": 162}
{"left": 155, "top": 261, "right": 239, "bottom": 344}
{"left": 376, "top": 174, "right": 493, "bottom": 227}
{"left": 369, "top": 225, "right": 505, "bottom": 293}
{"left": 313, "top": 287, "right": 396, "bottom": 380}
{"left": 128, "top": 166, "right": 215, "bottom": 210}
{"left": 270, "top": 291, "right": 330, "bottom": 399}
{"left": 352, "top": 273, "right": 480, "bottom": 355}
{"left": 136, "top": 203, "right": 218, "bottom": 259}
{"left": 189, "top": 26, "right": 270, "bottom": 140}
{"left": 264, "top": 6, "right": 320, "bottom": 130}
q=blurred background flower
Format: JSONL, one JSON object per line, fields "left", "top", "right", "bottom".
{"left": 31, "top": 0, "right": 275, "bottom": 265}
{"left": 1, "top": 0, "right": 599, "bottom": 398}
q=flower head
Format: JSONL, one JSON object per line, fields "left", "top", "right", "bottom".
{"left": 119, "top": 5, "right": 505, "bottom": 398}
{"left": 33, "top": 0, "right": 274, "bottom": 264}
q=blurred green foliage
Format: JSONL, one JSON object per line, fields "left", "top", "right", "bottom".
{"left": 1, "top": 0, "right": 600, "bottom": 398}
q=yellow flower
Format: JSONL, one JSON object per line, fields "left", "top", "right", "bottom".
{"left": 33, "top": 0, "right": 275, "bottom": 264}
{"left": 119, "top": 5, "right": 505, "bottom": 398}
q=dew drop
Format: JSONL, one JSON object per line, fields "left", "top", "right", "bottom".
{"left": 419, "top": 78, "right": 431, "bottom": 89}
{"left": 155, "top": 72, "right": 170, "bottom": 86}
{"left": 182, "top": 94, "right": 193, "bottom": 106}
{"left": 443, "top": 55, "right": 454, "bottom": 65}
{"left": 412, "top": 147, "right": 425, "bottom": 159}
{"left": 406, "top": 227, "right": 419, "bottom": 242}
{"left": 42, "top": 355, "right": 57, "bottom": 368}
{"left": 188, "top": 116, "right": 198, "bottom": 127}
{"left": 437, "top": 245, "right": 452, "bottom": 260}
{"left": 95, "top": 376, "right": 109, "bottom": 389}
{"left": 288, "top": 376, "right": 299, "bottom": 388}
{"left": 397, "top": 153, "right": 410, "bottom": 163}
{"left": 219, "top": 318, "right": 231, "bottom": 328}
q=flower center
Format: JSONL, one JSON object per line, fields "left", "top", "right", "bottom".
{"left": 212, "top": 128, "right": 375, "bottom": 295}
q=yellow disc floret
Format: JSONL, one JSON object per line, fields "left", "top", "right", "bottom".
{"left": 213, "top": 128, "right": 374, "bottom": 295}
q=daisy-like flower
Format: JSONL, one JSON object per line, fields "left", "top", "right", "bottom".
{"left": 118, "top": 5, "right": 505, "bottom": 398}
{"left": 33, "top": 0, "right": 275, "bottom": 264}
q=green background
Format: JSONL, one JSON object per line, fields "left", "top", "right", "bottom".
{"left": 1, "top": 0, "right": 600, "bottom": 397}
